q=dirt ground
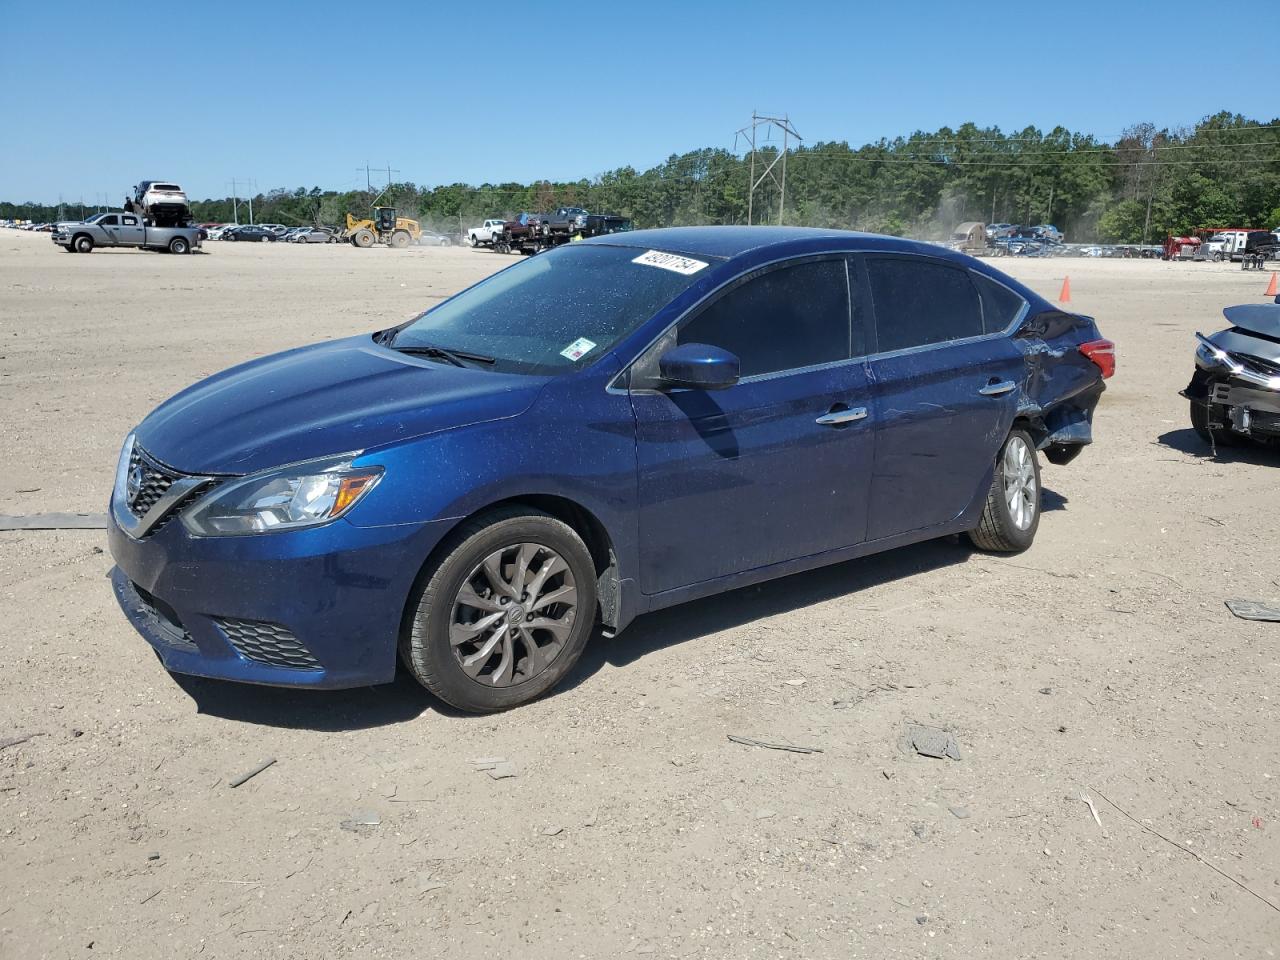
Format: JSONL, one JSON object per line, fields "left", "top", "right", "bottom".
{"left": 1, "top": 230, "right": 1278, "bottom": 959}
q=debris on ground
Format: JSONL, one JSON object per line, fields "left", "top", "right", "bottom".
{"left": 832, "top": 683, "right": 901, "bottom": 709}
{"left": 902, "top": 724, "right": 962, "bottom": 761}
{"left": 339, "top": 810, "right": 381, "bottom": 833}
{"left": 0, "top": 513, "right": 109, "bottom": 530}
{"left": 755, "top": 809, "right": 776, "bottom": 820}
{"left": 727, "top": 734, "right": 823, "bottom": 754}
{"left": 228, "top": 757, "right": 276, "bottom": 788}
{"left": 948, "top": 805, "right": 971, "bottom": 819}
{"left": 470, "top": 757, "right": 519, "bottom": 779}
{"left": 0, "top": 732, "right": 46, "bottom": 752}
{"left": 541, "top": 825, "right": 564, "bottom": 836}
{"left": 1224, "top": 599, "right": 1280, "bottom": 622}
{"left": 1079, "top": 791, "right": 1102, "bottom": 827}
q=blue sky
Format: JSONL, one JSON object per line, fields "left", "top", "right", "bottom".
{"left": 0, "top": 0, "right": 1271, "bottom": 202}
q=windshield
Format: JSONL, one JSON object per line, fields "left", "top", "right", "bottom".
{"left": 390, "top": 244, "right": 714, "bottom": 375}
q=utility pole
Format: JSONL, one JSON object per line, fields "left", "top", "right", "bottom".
{"left": 229, "top": 177, "right": 257, "bottom": 225}
{"left": 735, "top": 112, "right": 802, "bottom": 225}
{"left": 1141, "top": 144, "right": 1157, "bottom": 246}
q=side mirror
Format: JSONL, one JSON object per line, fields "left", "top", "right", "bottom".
{"left": 658, "top": 343, "right": 740, "bottom": 391}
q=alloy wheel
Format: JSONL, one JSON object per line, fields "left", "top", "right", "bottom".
{"left": 450, "top": 542, "right": 577, "bottom": 686}
{"left": 1003, "top": 436, "right": 1037, "bottom": 530}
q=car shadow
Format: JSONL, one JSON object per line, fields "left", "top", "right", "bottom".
{"left": 1041, "top": 485, "right": 1068, "bottom": 513}
{"left": 171, "top": 669, "right": 447, "bottom": 730}
{"left": 1157, "top": 428, "right": 1280, "bottom": 465}
{"left": 563, "top": 536, "right": 977, "bottom": 689}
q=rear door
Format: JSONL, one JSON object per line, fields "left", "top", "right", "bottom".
{"left": 630, "top": 256, "right": 875, "bottom": 594}
{"left": 860, "top": 255, "right": 1024, "bottom": 541}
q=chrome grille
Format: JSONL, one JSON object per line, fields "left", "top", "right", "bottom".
{"left": 127, "top": 446, "right": 180, "bottom": 518}
{"left": 1234, "top": 352, "right": 1280, "bottom": 379}
{"left": 215, "top": 617, "right": 321, "bottom": 670}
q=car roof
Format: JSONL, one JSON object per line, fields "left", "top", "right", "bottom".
{"left": 578, "top": 225, "right": 1055, "bottom": 312}
{"left": 579, "top": 225, "right": 975, "bottom": 264}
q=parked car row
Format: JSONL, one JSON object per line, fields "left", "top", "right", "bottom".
{"left": 204, "top": 223, "right": 339, "bottom": 243}
{"left": 986, "top": 223, "right": 1064, "bottom": 243}
{"left": 202, "top": 222, "right": 454, "bottom": 246}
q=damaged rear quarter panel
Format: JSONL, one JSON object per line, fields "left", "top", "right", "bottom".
{"left": 1012, "top": 307, "right": 1107, "bottom": 459}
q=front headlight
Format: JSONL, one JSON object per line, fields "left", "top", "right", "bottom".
{"left": 182, "top": 454, "right": 382, "bottom": 537}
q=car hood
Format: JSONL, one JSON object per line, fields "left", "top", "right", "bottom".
{"left": 135, "top": 335, "right": 547, "bottom": 475}
{"left": 1224, "top": 303, "right": 1280, "bottom": 340}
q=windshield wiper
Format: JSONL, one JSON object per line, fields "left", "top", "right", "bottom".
{"left": 390, "top": 342, "right": 496, "bottom": 367}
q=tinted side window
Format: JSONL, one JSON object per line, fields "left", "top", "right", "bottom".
{"left": 99, "top": 215, "right": 119, "bottom": 226}
{"left": 866, "top": 257, "right": 982, "bottom": 352}
{"left": 972, "top": 272, "right": 1027, "bottom": 333}
{"left": 679, "top": 259, "right": 851, "bottom": 377}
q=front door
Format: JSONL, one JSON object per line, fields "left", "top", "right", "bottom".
{"left": 630, "top": 256, "right": 875, "bottom": 595}
{"left": 860, "top": 255, "right": 1024, "bottom": 541}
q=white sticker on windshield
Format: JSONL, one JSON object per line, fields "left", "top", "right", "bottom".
{"left": 560, "top": 337, "right": 597, "bottom": 361}
{"left": 632, "top": 249, "right": 708, "bottom": 275}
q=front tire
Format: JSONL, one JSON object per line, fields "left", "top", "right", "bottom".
{"left": 400, "top": 507, "right": 597, "bottom": 713}
{"left": 1190, "top": 397, "right": 1242, "bottom": 448}
{"left": 967, "top": 429, "right": 1041, "bottom": 552}
{"left": 73, "top": 234, "right": 94, "bottom": 253}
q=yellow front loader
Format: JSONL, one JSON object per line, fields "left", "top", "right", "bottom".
{"left": 344, "top": 206, "right": 421, "bottom": 248}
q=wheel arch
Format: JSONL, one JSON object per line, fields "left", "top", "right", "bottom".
{"left": 405, "top": 494, "right": 623, "bottom": 633}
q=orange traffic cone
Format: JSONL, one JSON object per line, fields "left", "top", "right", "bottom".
{"left": 1058, "top": 276, "right": 1071, "bottom": 303}
{"left": 1267, "top": 271, "right": 1278, "bottom": 298}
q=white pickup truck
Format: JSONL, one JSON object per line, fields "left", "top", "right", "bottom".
{"left": 467, "top": 219, "right": 506, "bottom": 247}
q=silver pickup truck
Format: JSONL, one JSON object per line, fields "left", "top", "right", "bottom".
{"left": 51, "top": 212, "right": 202, "bottom": 254}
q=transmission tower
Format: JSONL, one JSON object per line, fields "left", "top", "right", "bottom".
{"left": 735, "top": 112, "right": 802, "bottom": 225}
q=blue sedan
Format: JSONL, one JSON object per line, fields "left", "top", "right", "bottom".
{"left": 107, "top": 227, "right": 1113, "bottom": 712}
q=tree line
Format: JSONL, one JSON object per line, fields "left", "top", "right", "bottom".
{"left": 5, "top": 112, "right": 1277, "bottom": 243}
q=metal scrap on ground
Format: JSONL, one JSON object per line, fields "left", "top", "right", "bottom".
{"left": 1225, "top": 599, "right": 1280, "bottom": 622}
{"left": 228, "top": 757, "right": 277, "bottom": 788}
{"left": 727, "top": 734, "right": 823, "bottom": 754}
{"left": 470, "top": 757, "right": 519, "bottom": 779}
{"left": 0, "top": 513, "right": 109, "bottom": 530}
{"left": 903, "top": 724, "right": 962, "bottom": 761}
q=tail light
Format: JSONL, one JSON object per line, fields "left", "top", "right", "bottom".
{"left": 1079, "top": 339, "right": 1115, "bottom": 379}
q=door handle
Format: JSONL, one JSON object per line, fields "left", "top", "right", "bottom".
{"left": 978, "top": 380, "right": 1016, "bottom": 396}
{"left": 815, "top": 406, "right": 868, "bottom": 426}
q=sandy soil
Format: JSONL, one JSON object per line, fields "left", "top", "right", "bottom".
{"left": 1, "top": 230, "right": 1278, "bottom": 958}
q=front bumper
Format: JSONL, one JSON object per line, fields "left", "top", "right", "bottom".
{"left": 108, "top": 506, "right": 452, "bottom": 689}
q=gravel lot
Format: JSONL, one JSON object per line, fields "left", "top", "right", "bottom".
{"left": 2, "top": 230, "right": 1278, "bottom": 958}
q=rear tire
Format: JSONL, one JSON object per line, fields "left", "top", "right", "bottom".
{"left": 967, "top": 429, "right": 1041, "bottom": 553}
{"left": 399, "top": 507, "right": 597, "bottom": 713}
{"left": 169, "top": 237, "right": 189, "bottom": 254}
{"left": 389, "top": 230, "right": 410, "bottom": 249}
{"left": 1190, "top": 397, "right": 1242, "bottom": 448}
